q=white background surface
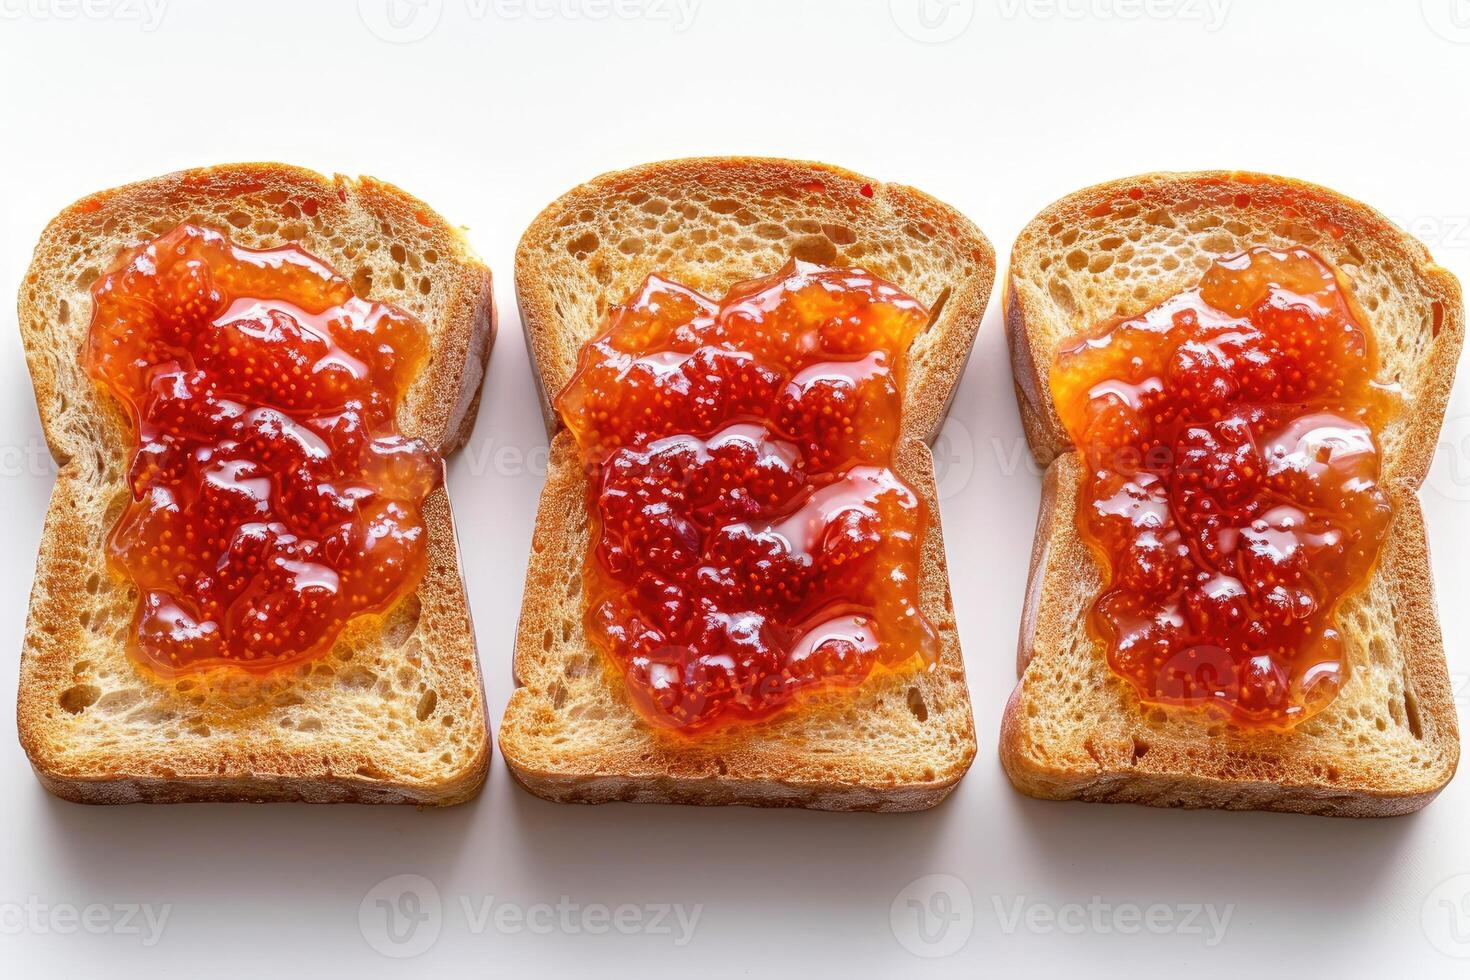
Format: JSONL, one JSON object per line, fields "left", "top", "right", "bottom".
{"left": 2, "top": 0, "right": 1469, "bottom": 976}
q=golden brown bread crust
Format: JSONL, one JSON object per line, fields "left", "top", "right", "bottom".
{"left": 1001, "top": 171, "right": 1463, "bottom": 816}
{"left": 1005, "top": 171, "right": 1465, "bottom": 476}
{"left": 1003, "top": 456, "right": 1456, "bottom": 817}
{"left": 503, "top": 433, "right": 973, "bottom": 812}
{"left": 16, "top": 163, "right": 495, "bottom": 805}
{"left": 501, "top": 157, "right": 994, "bottom": 810}
{"left": 516, "top": 157, "right": 995, "bottom": 444}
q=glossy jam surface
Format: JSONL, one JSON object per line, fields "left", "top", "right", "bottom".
{"left": 86, "top": 223, "right": 440, "bottom": 676}
{"left": 1052, "top": 246, "right": 1395, "bottom": 727}
{"left": 558, "top": 260, "right": 936, "bottom": 731}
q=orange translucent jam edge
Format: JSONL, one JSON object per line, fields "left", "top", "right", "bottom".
{"left": 1049, "top": 246, "right": 1397, "bottom": 729}
{"left": 556, "top": 262, "right": 937, "bottom": 734}
{"left": 85, "top": 223, "right": 440, "bottom": 679}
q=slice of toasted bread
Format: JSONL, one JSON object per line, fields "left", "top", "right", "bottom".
{"left": 1002, "top": 171, "right": 1463, "bottom": 817}
{"left": 17, "top": 163, "right": 496, "bottom": 804}
{"left": 500, "top": 157, "right": 994, "bottom": 811}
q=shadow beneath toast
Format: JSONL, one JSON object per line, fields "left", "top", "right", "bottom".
{"left": 31, "top": 785, "right": 483, "bottom": 903}
{"left": 998, "top": 789, "right": 1416, "bottom": 917}
{"left": 494, "top": 773, "right": 962, "bottom": 911}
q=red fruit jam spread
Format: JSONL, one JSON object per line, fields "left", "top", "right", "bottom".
{"left": 557, "top": 260, "right": 937, "bottom": 731}
{"left": 85, "top": 223, "right": 440, "bottom": 677}
{"left": 1052, "top": 246, "right": 1396, "bottom": 727}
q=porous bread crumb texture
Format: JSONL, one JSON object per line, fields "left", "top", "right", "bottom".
{"left": 16, "top": 163, "right": 496, "bottom": 804}
{"left": 503, "top": 434, "right": 974, "bottom": 811}
{"left": 1007, "top": 172, "right": 1463, "bottom": 482}
{"left": 517, "top": 157, "right": 995, "bottom": 446}
{"left": 503, "top": 158, "right": 995, "bottom": 810}
{"left": 1002, "top": 172, "right": 1464, "bottom": 816}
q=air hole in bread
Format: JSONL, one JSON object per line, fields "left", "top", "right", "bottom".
{"left": 1143, "top": 209, "right": 1175, "bottom": 229}
{"left": 340, "top": 666, "right": 377, "bottom": 690}
{"left": 906, "top": 223, "right": 933, "bottom": 244}
{"left": 822, "top": 223, "right": 856, "bottom": 245}
{"left": 1404, "top": 688, "right": 1424, "bottom": 739}
{"left": 1048, "top": 280, "right": 1077, "bottom": 318}
{"left": 379, "top": 599, "right": 426, "bottom": 652}
{"left": 789, "top": 235, "right": 836, "bottom": 265}
{"left": 59, "top": 683, "right": 101, "bottom": 714}
{"left": 1199, "top": 233, "right": 1233, "bottom": 254}
{"left": 416, "top": 689, "right": 438, "bottom": 721}
{"left": 352, "top": 267, "right": 373, "bottom": 297}
{"left": 567, "top": 232, "right": 599, "bottom": 259}
{"left": 906, "top": 686, "right": 928, "bottom": 722}
{"left": 926, "top": 286, "right": 953, "bottom": 333}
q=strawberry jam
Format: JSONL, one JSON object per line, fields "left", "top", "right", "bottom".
{"left": 558, "top": 260, "right": 937, "bottom": 731}
{"left": 85, "top": 223, "right": 439, "bottom": 676}
{"left": 1052, "top": 246, "right": 1395, "bottom": 727}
